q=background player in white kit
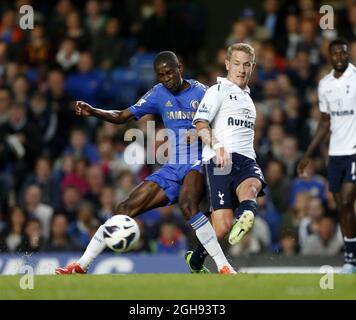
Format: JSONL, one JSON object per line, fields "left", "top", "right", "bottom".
{"left": 298, "top": 39, "right": 356, "bottom": 274}
{"left": 185, "top": 43, "right": 266, "bottom": 272}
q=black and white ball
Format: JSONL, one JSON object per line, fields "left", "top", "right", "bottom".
{"left": 103, "top": 215, "right": 140, "bottom": 253}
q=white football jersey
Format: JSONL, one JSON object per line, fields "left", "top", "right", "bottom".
{"left": 318, "top": 63, "right": 356, "bottom": 156}
{"left": 193, "top": 77, "right": 256, "bottom": 161}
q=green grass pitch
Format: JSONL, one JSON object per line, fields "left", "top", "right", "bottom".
{"left": 1, "top": 274, "right": 356, "bottom": 300}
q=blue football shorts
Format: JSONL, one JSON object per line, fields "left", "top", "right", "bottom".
{"left": 145, "top": 161, "right": 203, "bottom": 204}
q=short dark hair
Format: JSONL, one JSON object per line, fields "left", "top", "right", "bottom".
{"left": 153, "top": 51, "right": 179, "bottom": 69}
{"left": 329, "top": 38, "right": 349, "bottom": 52}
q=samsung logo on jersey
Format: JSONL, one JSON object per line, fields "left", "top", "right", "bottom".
{"left": 330, "top": 110, "right": 354, "bottom": 116}
{"left": 166, "top": 111, "right": 196, "bottom": 120}
{"left": 227, "top": 117, "right": 254, "bottom": 129}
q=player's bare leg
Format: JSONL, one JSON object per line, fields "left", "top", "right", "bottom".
{"left": 115, "top": 181, "right": 168, "bottom": 217}
{"left": 333, "top": 183, "right": 356, "bottom": 273}
{"left": 179, "top": 170, "right": 236, "bottom": 274}
{"left": 211, "top": 209, "right": 235, "bottom": 241}
{"left": 56, "top": 181, "right": 168, "bottom": 274}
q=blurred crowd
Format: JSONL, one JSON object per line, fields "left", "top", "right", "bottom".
{"left": 0, "top": 0, "right": 355, "bottom": 258}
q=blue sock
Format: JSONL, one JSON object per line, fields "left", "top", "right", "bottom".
{"left": 189, "top": 211, "right": 209, "bottom": 230}
{"left": 189, "top": 212, "right": 210, "bottom": 270}
{"left": 234, "top": 200, "right": 257, "bottom": 219}
{"left": 344, "top": 238, "right": 356, "bottom": 266}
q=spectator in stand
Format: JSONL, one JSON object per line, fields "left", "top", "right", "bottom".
{"left": 281, "top": 190, "right": 311, "bottom": 246}
{"left": 22, "top": 218, "right": 44, "bottom": 252}
{"left": 46, "top": 69, "right": 80, "bottom": 154}
{"left": 97, "top": 138, "right": 121, "bottom": 181}
{"left": 11, "top": 74, "right": 30, "bottom": 105}
{"left": 138, "top": 0, "right": 172, "bottom": 52}
{"left": 114, "top": 170, "right": 135, "bottom": 204}
{"left": 19, "top": 156, "right": 60, "bottom": 209}
{"left": 301, "top": 215, "right": 343, "bottom": 256}
{"left": 42, "top": 213, "right": 81, "bottom": 252}
{"left": 277, "top": 13, "right": 301, "bottom": 58}
{"left": 65, "top": 52, "right": 103, "bottom": 109}
{"left": 295, "top": 18, "right": 321, "bottom": 66}
{"left": 84, "top": 0, "right": 108, "bottom": 43}
{"left": 64, "top": 10, "right": 91, "bottom": 51}
{"left": 259, "top": 0, "right": 284, "bottom": 42}
{"left": 289, "top": 158, "right": 327, "bottom": 206}
{"left": 61, "top": 157, "right": 90, "bottom": 196}
{"left": 298, "top": 196, "right": 325, "bottom": 247}
{"left": 264, "top": 159, "right": 290, "bottom": 215}
{"left": 130, "top": 218, "right": 155, "bottom": 253}
{"left": 22, "top": 184, "right": 53, "bottom": 240}
{"left": 0, "top": 42, "right": 7, "bottom": 79}
{"left": 256, "top": 196, "right": 282, "bottom": 252}
{"left": 83, "top": 165, "right": 106, "bottom": 211}
{"left": 279, "top": 135, "right": 302, "bottom": 179}
{"left": 57, "top": 185, "right": 82, "bottom": 223}
{"left": 155, "top": 222, "right": 187, "bottom": 254}
{"left": 0, "top": 102, "right": 42, "bottom": 193}
{"left": 48, "top": 0, "right": 74, "bottom": 44}
{"left": 286, "top": 49, "right": 317, "bottom": 97}
{"left": 0, "top": 92, "right": 12, "bottom": 211}
{"left": 67, "top": 201, "right": 99, "bottom": 249}
{"left": 262, "top": 124, "right": 285, "bottom": 160}
{"left": 21, "top": 24, "right": 54, "bottom": 68}
{"left": 63, "top": 127, "right": 100, "bottom": 164}
{"left": 0, "top": 86, "right": 11, "bottom": 126}
{"left": 53, "top": 154, "right": 75, "bottom": 185}
{"left": 92, "top": 17, "right": 130, "bottom": 69}
{"left": 55, "top": 38, "right": 80, "bottom": 74}
{"left": 278, "top": 231, "right": 298, "bottom": 256}
{"left": 0, "top": 206, "right": 27, "bottom": 252}
{"left": 97, "top": 186, "right": 115, "bottom": 223}
{"left": 28, "top": 91, "right": 59, "bottom": 156}
{"left": 240, "top": 8, "right": 271, "bottom": 42}
{"left": 338, "top": 2, "right": 356, "bottom": 42}
{"left": 0, "top": 9, "right": 22, "bottom": 44}
{"left": 256, "top": 47, "right": 279, "bottom": 81}
{"left": 225, "top": 21, "right": 250, "bottom": 47}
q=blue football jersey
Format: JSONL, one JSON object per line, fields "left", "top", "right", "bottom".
{"left": 128, "top": 79, "right": 206, "bottom": 164}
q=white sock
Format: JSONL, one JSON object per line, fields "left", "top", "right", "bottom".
{"left": 190, "top": 212, "right": 230, "bottom": 270}
{"left": 78, "top": 225, "right": 106, "bottom": 270}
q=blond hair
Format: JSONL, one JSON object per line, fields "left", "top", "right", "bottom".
{"left": 226, "top": 43, "right": 255, "bottom": 61}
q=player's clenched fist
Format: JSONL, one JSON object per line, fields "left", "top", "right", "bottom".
{"left": 75, "top": 101, "right": 94, "bottom": 116}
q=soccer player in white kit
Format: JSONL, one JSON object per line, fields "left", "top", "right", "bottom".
{"left": 185, "top": 43, "right": 266, "bottom": 272}
{"left": 298, "top": 39, "right": 356, "bottom": 273}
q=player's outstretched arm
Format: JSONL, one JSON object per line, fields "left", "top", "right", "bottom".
{"left": 297, "top": 112, "right": 330, "bottom": 176}
{"left": 75, "top": 101, "right": 135, "bottom": 124}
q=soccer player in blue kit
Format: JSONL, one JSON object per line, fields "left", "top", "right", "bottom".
{"left": 56, "top": 51, "right": 236, "bottom": 275}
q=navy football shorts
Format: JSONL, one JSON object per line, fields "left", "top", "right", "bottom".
{"left": 328, "top": 154, "right": 356, "bottom": 193}
{"left": 205, "top": 153, "right": 266, "bottom": 211}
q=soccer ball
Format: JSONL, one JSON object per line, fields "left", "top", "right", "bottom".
{"left": 103, "top": 215, "right": 140, "bottom": 253}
